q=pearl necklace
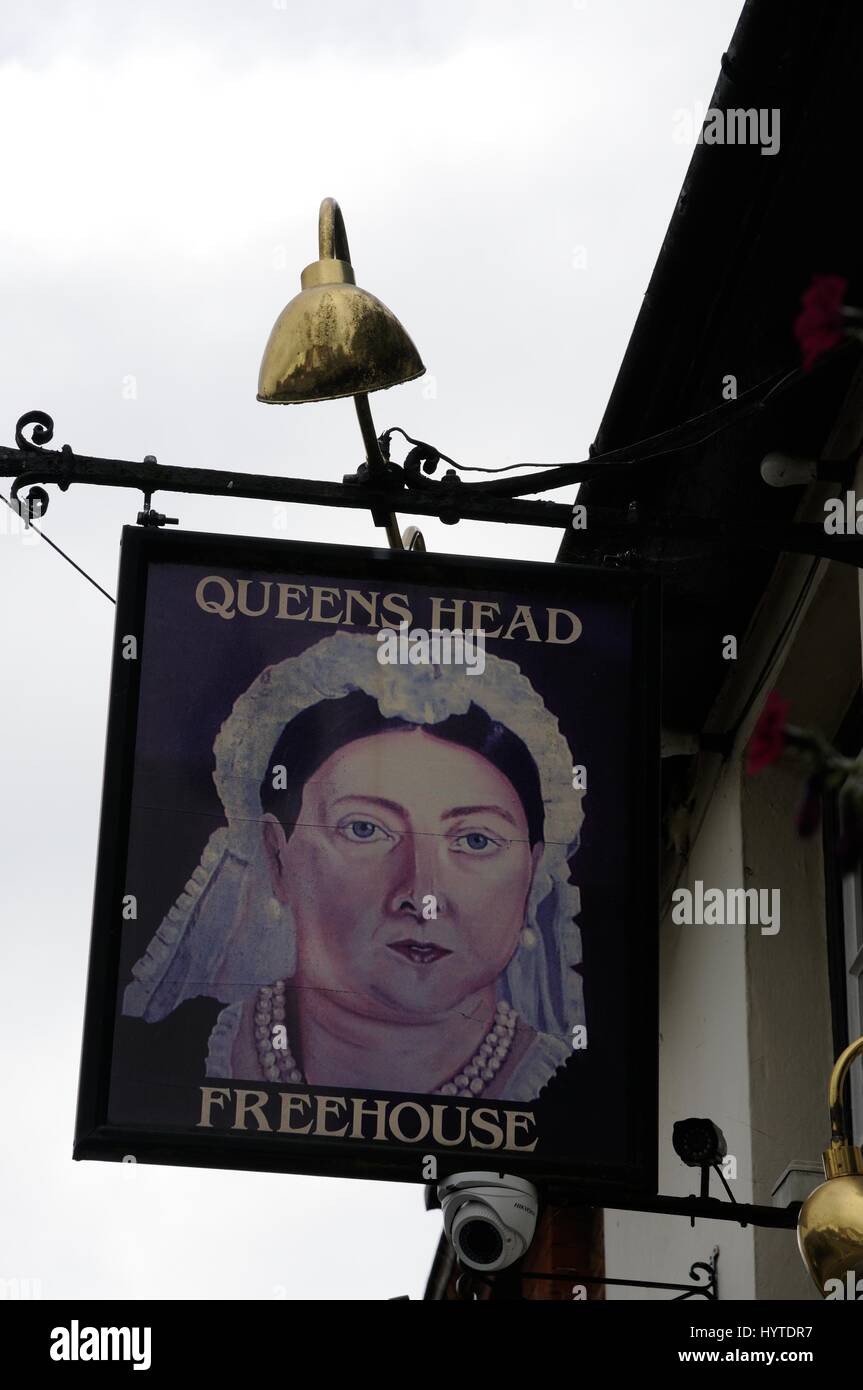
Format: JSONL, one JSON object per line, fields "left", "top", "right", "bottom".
{"left": 253, "top": 981, "right": 518, "bottom": 1098}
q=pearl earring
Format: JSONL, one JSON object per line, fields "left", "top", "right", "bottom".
{"left": 265, "top": 896, "right": 283, "bottom": 925}
{"left": 520, "top": 926, "right": 537, "bottom": 949}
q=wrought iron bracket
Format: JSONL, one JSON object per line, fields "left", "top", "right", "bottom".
{"left": 136, "top": 480, "right": 179, "bottom": 529}
{"left": 5, "top": 411, "right": 863, "bottom": 568}
{"left": 548, "top": 1188, "right": 801, "bottom": 1230}
{"left": 455, "top": 1246, "right": 719, "bottom": 1300}
{"left": 425, "top": 1179, "right": 799, "bottom": 1230}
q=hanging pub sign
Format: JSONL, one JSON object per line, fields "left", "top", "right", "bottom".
{"left": 74, "top": 527, "right": 660, "bottom": 1196}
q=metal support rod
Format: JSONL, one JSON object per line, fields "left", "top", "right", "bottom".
{"left": 517, "top": 1266, "right": 716, "bottom": 1298}
{"left": 458, "top": 1250, "right": 718, "bottom": 1301}
{"left": 353, "top": 393, "right": 387, "bottom": 482}
{"left": 6, "top": 416, "right": 863, "bottom": 567}
{"left": 544, "top": 1187, "right": 800, "bottom": 1229}
{"left": 353, "top": 393, "right": 403, "bottom": 549}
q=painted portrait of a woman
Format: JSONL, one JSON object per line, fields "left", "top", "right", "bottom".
{"left": 123, "top": 630, "right": 586, "bottom": 1103}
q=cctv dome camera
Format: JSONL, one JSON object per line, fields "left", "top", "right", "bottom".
{"left": 437, "top": 1172, "right": 539, "bottom": 1272}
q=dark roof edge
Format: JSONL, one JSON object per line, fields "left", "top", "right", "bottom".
{"left": 588, "top": 0, "right": 846, "bottom": 461}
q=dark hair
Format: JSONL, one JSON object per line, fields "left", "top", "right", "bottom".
{"left": 260, "top": 690, "right": 544, "bottom": 846}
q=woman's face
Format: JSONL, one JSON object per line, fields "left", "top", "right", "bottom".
{"left": 263, "top": 728, "right": 541, "bottom": 1020}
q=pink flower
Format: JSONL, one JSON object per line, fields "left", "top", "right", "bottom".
{"left": 746, "top": 691, "right": 789, "bottom": 775}
{"left": 793, "top": 274, "right": 848, "bottom": 372}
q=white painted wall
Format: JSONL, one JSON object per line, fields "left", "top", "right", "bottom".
{"left": 606, "top": 760, "right": 756, "bottom": 1299}
{"left": 606, "top": 504, "right": 862, "bottom": 1302}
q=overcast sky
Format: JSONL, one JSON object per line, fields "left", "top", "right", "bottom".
{"left": 0, "top": 0, "right": 742, "bottom": 1301}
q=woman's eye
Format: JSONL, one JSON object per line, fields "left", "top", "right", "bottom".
{"left": 452, "top": 831, "right": 503, "bottom": 853}
{"left": 338, "top": 819, "right": 391, "bottom": 843}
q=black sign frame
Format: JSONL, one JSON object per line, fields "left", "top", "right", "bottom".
{"left": 74, "top": 526, "right": 660, "bottom": 1201}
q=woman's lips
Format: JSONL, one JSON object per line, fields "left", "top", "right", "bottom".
{"left": 387, "top": 940, "right": 453, "bottom": 965}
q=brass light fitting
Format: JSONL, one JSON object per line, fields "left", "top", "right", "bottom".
{"left": 797, "top": 1035, "right": 863, "bottom": 1294}
{"left": 257, "top": 197, "right": 425, "bottom": 549}
{"left": 257, "top": 197, "right": 424, "bottom": 406}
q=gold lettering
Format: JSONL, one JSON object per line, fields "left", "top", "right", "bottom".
{"left": 275, "top": 583, "right": 309, "bottom": 620}
{"left": 344, "top": 589, "right": 380, "bottom": 628}
{"left": 469, "top": 1107, "right": 505, "bottom": 1149}
{"left": 313, "top": 1095, "right": 350, "bottom": 1137}
{"left": 502, "top": 605, "right": 541, "bottom": 642}
{"left": 430, "top": 596, "right": 465, "bottom": 629}
{"left": 389, "top": 1101, "right": 431, "bottom": 1143}
{"left": 277, "top": 1092, "right": 313, "bottom": 1134}
{"left": 195, "top": 575, "right": 235, "bottom": 620}
{"left": 430, "top": 1103, "right": 469, "bottom": 1147}
{"left": 504, "top": 1110, "right": 538, "bottom": 1151}
{"left": 197, "top": 1086, "right": 231, "bottom": 1128}
{"left": 546, "top": 607, "right": 582, "bottom": 644}
{"left": 309, "top": 586, "right": 344, "bottom": 624}
{"left": 469, "top": 601, "right": 503, "bottom": 638}
{"left": 233, "top": 1089, "right": 272, "bottom": 1131}
{"left": 380, "top": 592, "right": 412, "bottom": 628}
{"left": 236, "top": 579, "right": 273, "bottom": 618}
{"left": 349, "top": 1096, "right": 389, "bottom": 1141}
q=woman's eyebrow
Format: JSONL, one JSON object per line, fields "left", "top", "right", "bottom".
{"left": 331, "top": 794, "right": 406, "bottom": 817}
{"left": 443, "top": 804, "right": 520, "bottom": 828}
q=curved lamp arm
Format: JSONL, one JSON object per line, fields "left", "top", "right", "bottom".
{"left": 824, "top": 1035, "right": 863, "bottom": 1178}
{"left": 318, "top": 197, "right": 352, "bottom": 265}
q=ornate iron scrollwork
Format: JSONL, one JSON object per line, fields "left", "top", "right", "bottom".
{"left": 674, "top": 1249, "right": 719, "bottom": 1301}
{"left": 11, "top": 411, "right": 74, "bottom": 511}
{"left": 15, "top": 410, "right": 55, "bottom": 452}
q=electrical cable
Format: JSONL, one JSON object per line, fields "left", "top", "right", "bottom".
{"left": 0, "top": 491, "right": 116, "bottom": 605}
{"left": 381, "top": 364, "right": 804, "bottom": 489}
{"left": 712, "top": 1162, "right": 738, "bottom": 1205}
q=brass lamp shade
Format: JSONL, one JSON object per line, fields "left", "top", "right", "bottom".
{"left": 258, "top": 198, "right": 425, "bottom": 404}
{"left": 798, "top": 1036, "right": 863, "bottom": 1294}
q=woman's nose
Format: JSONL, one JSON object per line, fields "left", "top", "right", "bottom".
{"left": 386, "top": 831, "right": 447, "bottom": 918}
